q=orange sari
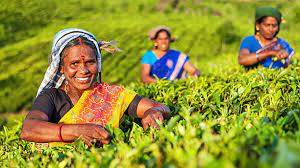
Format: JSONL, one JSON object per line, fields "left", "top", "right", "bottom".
{"left": 49, "top": 83, "right": 136, "bottom": 147}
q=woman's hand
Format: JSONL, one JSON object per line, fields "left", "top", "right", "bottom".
{"left": 132, "top": 97, "right": 171, "bottom": 129}
{"left": 141, "top": 109, "right": 164, "bottom": 129}
{"left": 275, "top": 49, "right": 289, "bottom": 60}
{"left": 74, "top": 124, "right": 111, "bottom": 147}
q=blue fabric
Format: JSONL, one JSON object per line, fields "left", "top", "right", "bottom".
{"left": 239, "top": 35, "right": 294, "bottom": 68}
{"left": 141, "top": 50, "right": 189, "bottom": 80}
{"left": 141, "top": 51, "right": 157, "bottom": 65}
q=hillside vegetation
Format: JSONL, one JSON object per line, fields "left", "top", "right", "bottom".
{"left": 0, "top": 0, "right": 300, "bottom": 167}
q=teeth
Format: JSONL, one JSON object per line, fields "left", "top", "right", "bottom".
{"left": 76, "top": 77, "right": 89, "bottom": 81}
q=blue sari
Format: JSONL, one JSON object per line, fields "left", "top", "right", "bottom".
{"left": 149, "top": 50, "right": 189, "bottom": 80}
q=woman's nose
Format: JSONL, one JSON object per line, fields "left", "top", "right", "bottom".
{"left": 269, "top": 25, "right": 277, "bottom": 33}
{"left": 79, "top": 64, "right": 89, "bottom": 74}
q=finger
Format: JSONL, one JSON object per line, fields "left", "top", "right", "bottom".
{"left": 152, "top": 113, "right": 163, "bottom": 123}
{"left": 81, "top": 135, "right": 93, "bottom": 147}
{"left": 95, "top": 126, "right": 110, "bottom": 140}
{"left": 151, "top": 120, "right": 160, "bottom": 129}
{"left": 149, "top": 115, "right": 160, "bottom": 128}
{"left": 141, "top": 118, "right": 150, "bottom": 129}
{"left": 100, "top": 139, "right": 110, "bottom": 145}
{"left": 281, "top": 53, "right": 287, "bottom": 59}
{"left": 157, "top": 113, "right": 164, "bottom": 122}
{"left": 92, "top": 139, "right": 97, "bottom": 144}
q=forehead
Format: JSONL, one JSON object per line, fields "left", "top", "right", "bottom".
{"left": 64, "top": 45, "right": 96, "bottom": 60}
{"left": 262, "top": 16, "right": 278, "bottom": 24}
{"left": 157, "top": 31, "right": 169, "bottom": 38}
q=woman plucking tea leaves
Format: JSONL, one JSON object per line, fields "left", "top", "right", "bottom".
{"left": 238, "top": 7, "right": 294, "bottom": 69}
{"left": 20, "top": 28, "right": 170, "bottom": 147}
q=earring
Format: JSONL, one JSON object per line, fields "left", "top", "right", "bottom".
{"left": 64, "top": 80, "right": 69, "bottom": 94}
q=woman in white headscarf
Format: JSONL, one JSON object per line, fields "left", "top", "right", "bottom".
{"left": 20, "top": 28, "right": 170, "bottom": 147}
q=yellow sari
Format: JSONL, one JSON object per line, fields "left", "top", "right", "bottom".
{"left": 49, "top": 83, "right": 136, "bottom": 147}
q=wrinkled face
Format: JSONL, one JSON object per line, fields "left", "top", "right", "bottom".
{"left": 154, "top": 31, "right": 170, "bottom": 51}
{"left": 60, "top": 45, "right": 98, "bottom": 92}
{"left": 256, "top": 16, "right": 279, "bottom": 40}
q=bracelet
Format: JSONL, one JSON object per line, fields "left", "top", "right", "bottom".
{"left": 256, "top": 52, "right": 260, "bottom": 61}
{"left": 58, "top": 124, "right": 65, "bottom": 142}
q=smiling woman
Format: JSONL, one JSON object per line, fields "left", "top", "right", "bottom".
{"left": 141, "top": 26, "right": 200, "bottom": 84}
{"left": 20, "top": 28, "right": 170, "bottom": 147}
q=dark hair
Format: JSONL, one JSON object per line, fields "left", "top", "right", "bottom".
{"left": 255, "top": 16, "right": 280, "bottom": 36}
{"left": 60, "top": 36, "right": 98, "bottom": 64}
{"left": 154, "top": 29, "right": 171, "bottom": 40}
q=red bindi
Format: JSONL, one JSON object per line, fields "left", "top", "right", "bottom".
{"left": 78, "top": 45, "right": 88, "bottom": 60}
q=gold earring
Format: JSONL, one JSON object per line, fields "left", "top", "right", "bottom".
{"left": 64, "top": 80, "right": 69, "bottom": 94}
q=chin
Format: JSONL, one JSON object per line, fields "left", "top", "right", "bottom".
{"left": 264, "top": 34, "right": 275, "bottom": 40}
{"left": 79, "top": 84, "right": 93, "bottom": 90}
{"left": 72, "top": 82, "right": 93, "bottom": 91}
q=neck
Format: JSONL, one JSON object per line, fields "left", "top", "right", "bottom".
{"left": 153, "top": 49, "right": 168, "bottom": 58}
{"left": 256, "top": 34, "right": 275, "bottom": 45}
{"left": 61, "top": 83, "right": 84, "bottom": 104}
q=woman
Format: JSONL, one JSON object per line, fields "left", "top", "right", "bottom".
{"left": 141, "top": 26, "right": 200, "bottom": 84}
{"left": 20, "top": 28, "right": 170, "bottom": 147}
{"left": 238, "top": 7, "right": 294, "bottom": 69}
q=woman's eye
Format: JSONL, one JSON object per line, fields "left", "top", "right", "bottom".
{"left": 87, "top": 61, "right": 96, "bottom": 64}
{"left": 71, "top": 62, "right": 78, "bottom": 66}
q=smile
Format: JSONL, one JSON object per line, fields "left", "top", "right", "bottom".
{"left": 75, "top": 77, "right": 91, "bottom": 83}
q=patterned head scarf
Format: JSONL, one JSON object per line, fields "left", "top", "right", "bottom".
{"left": 149, "top": 25, "right": 176, "bottom": 42}
{"left": 36, "top": 28, "right": 102, "bottom": 96}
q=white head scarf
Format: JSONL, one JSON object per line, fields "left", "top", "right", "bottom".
{"left": 36, "top": 28, "right": 102, "bottom": 96}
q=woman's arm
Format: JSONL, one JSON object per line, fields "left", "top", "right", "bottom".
{"left": 183, "top": 61, "right": 200, "bottom": 77}
{"left": 141, "top": 64, "right": 156, "bottom": 84}
{"left": 238, "top": 48, "right": 283, "bottom": 66}
{"left": 20, "top": 110, "right": 110, "bottom": 146}
{"left": 134, "top": 97, "right": 170, "bottom": 129}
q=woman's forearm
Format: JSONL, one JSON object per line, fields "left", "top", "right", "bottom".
{"left": 238, "top": 53, "right": 259, "bottom": 66}
{"left": 238, "top": 51, "right": 273, "bottom": 66}
{"left": 20, "top": 119, "right": 78, "bottom": 142}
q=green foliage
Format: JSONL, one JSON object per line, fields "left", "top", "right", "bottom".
{"left": 1, "top": 0, "right": 300, "bottom": 167}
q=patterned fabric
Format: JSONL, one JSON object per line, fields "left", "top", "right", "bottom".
{"left": 49, "top": 83, "right": 136, "bottom": 147}
{"left": 36, "top": 28, "right": 102, "bottom": 97}
{"left": 141, "top": 50, "right": 189, "bottom": 80}
{"left": 148, "top": 25, "right": 176, "bottom": 42}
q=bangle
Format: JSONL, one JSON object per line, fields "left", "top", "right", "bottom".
{"left": 58, "top": 124, "right": 65, "bottom": 142}
{"left": 256, "top": 52, "right": 260, "bottom": 61}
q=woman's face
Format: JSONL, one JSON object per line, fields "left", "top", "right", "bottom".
{"left": 61, "top": 45, "right": 98, "bottom": 92}
{"left": 256, "top": 16, "right": 279, "bottom": 40}
{"left": 154, "top": 31, "right": 170, "bottom": 51}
